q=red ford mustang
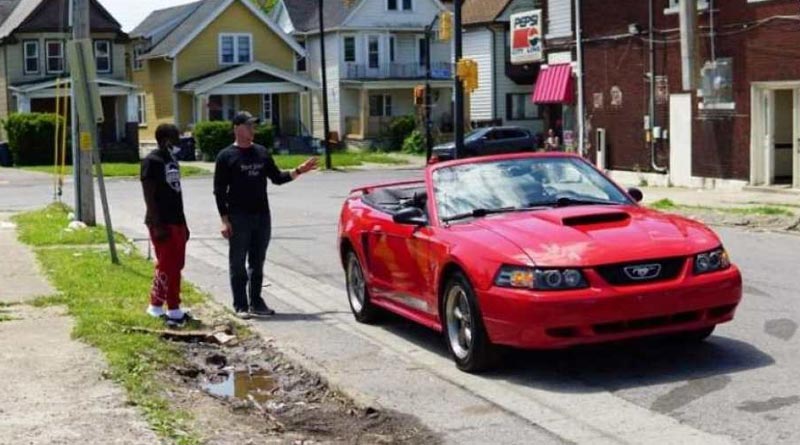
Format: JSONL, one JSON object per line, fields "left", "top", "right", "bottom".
{"left": 338, "top": 153, "right": 742, "bottom": 372}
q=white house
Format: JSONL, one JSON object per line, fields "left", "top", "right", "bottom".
{"left": 273, "top": 0, "right": 453, "bottom": 141}
{"left": 462, "top": 0, "right": 545, "bottom": 136}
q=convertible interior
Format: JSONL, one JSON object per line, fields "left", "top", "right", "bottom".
{"left": 362, "top": 186, "right": 428, "bottom": 215}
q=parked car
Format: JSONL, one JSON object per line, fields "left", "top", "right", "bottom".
{"left": 430, "top": 126, "right": 536, "bottom": 162}
{"left": 338, "top": 153, "right": 742, "bottom": 372}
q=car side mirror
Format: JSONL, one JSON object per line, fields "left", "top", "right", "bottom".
{"left": 393, "top": 207, "right": 427, "bottom": 226}
{"left": 628, "top": 187, "right": 644, "bottom": 203}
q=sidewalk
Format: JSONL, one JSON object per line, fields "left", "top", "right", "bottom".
{"left": 638, "top": 186, "right": 800, "bottom": 209}
{"left": 0, "top": 213, "right": 158, "bottom": 445}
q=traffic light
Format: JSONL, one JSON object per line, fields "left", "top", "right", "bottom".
{"left": 457, "top": 59, "right": 479, "bottom": 94}
{"left": 439, "top": 11, "right": 453, "bottom": 41}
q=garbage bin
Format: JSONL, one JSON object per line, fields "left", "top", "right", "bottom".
{"left": 175, "top": 136, "right": 196, "bottom": 161}
{"left": 0, "top": 142, "right": 12, "bottom": 167}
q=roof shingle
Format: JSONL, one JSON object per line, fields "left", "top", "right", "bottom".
{"left": 462, "top": 0, "right": 511, "bottom": 26}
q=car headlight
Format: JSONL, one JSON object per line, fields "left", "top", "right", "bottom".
{"left": 694, "top": 248, "right": 731, "bottom": 274}
{"left": 495, "top": 266, "right": 587, "bottom": 290}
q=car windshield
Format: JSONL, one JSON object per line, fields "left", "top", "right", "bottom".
{"left": 464, "top": 128, "right": 490, "bottom": 143}
{"left": 432, "top": 157, "right": 632, "bottom": 223}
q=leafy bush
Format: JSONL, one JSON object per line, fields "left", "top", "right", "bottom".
{"left": 388, "top": 115, "right": 417, "bottom": 151}
{"left": 194, "top": 121, "right": 233, "bottom": 160}
{"left": 195, "top": 121, "right": 275, "bottom": 160}
{"left": 3, "top": 113, "right": 70, "bottom": 166}
{"left": 254, "top": 124, "right": 274, "bottom": 149}
{"left": 402, "top": 130, "right": 425, "bottom": 155}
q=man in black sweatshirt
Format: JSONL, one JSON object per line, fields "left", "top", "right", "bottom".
{"left": 214, "top": 111, "right": 318, "bottom": 318}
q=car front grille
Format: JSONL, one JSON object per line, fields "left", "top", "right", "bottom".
{"left": 595, "top": 257, "right": 686, "bottom": 286}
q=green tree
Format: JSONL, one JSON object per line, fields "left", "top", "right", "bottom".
{"left": 251, "top": 0, "right": 278, "bottom": 12}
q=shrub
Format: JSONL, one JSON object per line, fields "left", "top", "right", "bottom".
{"left": 402, "top": 130, "right": 425, "bottom": 155}
{"left": 3, "top": 113, "right": 70, "bottom": 166}
{"left": 194, "top": 121, "right": 233, "bottom": 160}
{"left": 254, "top": 124, "right": 274, "bottom": 149}
{"left": 388, "top": 115, "right": 417, "bottom": 151}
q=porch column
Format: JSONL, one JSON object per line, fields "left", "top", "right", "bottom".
{"left": 195, "top": 95, "right": 207, "bottom": 123}
{"left": 359, "top": 88, "right": 368, "bottom": 138}
{"left": 17, "top": 94, "right": 31, "bottom": 113}
{"left": 124, "top": 91, "right": 140, "bottom": 153}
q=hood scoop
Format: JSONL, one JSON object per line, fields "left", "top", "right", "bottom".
{"left": 562, "top": 211, "right": 630, "bottom": 227}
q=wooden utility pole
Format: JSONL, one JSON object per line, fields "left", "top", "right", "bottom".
{"left": 319, "top": 0, "right": 332, "bottom": 170}
{"left": 453, "top": 0, "right": 463, "bottom": 159}
{"left": 71, "top": 0, "right": 119, "bottom": 264}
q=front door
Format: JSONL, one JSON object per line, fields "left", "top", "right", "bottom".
{"left": 100, "top": 96, "right": 117, "bottom": 147}
{"left": 366, "top": 35, "right": 382, "bottom": 78}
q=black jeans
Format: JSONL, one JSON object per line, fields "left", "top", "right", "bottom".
{"left": 228, "top": 212, "right": 271, "bottom": 312}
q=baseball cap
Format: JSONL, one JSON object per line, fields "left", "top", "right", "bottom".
{"left": 232, "top": 111, "right": 260, "bottom": 126}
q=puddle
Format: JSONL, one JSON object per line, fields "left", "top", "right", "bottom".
{"left": 203, "top": 369, "right": 276, "bottom": 404}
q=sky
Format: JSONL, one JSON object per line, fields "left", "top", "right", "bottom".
{"left": 100, "top": 0, "right": 197, "bottom": 32}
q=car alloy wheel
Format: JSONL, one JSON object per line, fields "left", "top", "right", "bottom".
{"left": 345, "top": 251, "right": 379, "bottom": 323}
{"left": 446, "top": 285, "right": 473, "bottom": 360}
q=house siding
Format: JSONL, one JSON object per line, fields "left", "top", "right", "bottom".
{"left": 494, "top": 27, "right": 542, "bottom": 133}
{"left": 463, "top": 27, "right": 494, "bottom": 121}
{"left": 546, "top": 0, "right": 572, "bottom": 39}
{"left": 136, "top": 58, "right": 175, "bottom": 141}
{"left": 307, "top": 33, "right": 341, "bottom": 138}
{"left": 0, "top": 45, "right": 8, "bottom": 139}
{"left": 175, "top": 0, "right": 295, "bottom": 84}
{"left": 344, "top": 0, "right": 443, "bottom": 29}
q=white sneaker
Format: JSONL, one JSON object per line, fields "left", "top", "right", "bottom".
{"left": 147, "top": 305, "right": 165, "bottom": 318}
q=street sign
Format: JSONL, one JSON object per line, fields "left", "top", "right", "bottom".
{"left": 510, "top": 10, "right": 544, "bottom": 65}
{"left": 67, "top": 39, "right": 104, "bottom": 124}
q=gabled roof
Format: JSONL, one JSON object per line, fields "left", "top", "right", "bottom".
{"left": 175, "top": 61, "right": 319, "bottom": 93}
{"left": 463, "top": 0, "right": 512, "bottom": 26}
{"left": 134, "top": 0, "right": 305, "bottom": 59}
{"left": 279, "top": 0, "right": 356, "bottom": 33}
{"left": 0, "top": 0, "right": 123, "bottom": 40}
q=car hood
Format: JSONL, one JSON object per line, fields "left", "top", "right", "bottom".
{"left": 467, "top": 205, "right": 721, "bottom": 266}
{"left": 433, "top": 142, "right": 455, "bottom": 151}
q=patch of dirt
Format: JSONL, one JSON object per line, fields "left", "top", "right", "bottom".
{"left": 668, "top": 209, "right": 798, "bottom": 233}
{"left": 162, "top": 308, "right": 440, "bottom": 445}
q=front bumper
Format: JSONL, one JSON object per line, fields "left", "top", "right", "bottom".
{"left": 479, "top": 265, "right": 742, "bottom": 349}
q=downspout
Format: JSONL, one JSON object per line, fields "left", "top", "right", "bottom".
{"left": 649, "top": 0, "right": 668, "bottom": 172}
{"left": 574, "top": 0, "right": 585, "bottom": 156}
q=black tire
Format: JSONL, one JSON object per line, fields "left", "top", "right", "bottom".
{"left": 345, "top": 251, "right": 380, "bottom": 324}
{"left": 442, "top": 271, "right": 498, "bottom": 372}
{"left": 676, "top": 325, "right": 716, "bottom": 343}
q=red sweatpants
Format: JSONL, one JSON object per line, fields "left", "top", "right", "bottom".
{"left": 148, "top": 224, "right": 188, "bottom": 310}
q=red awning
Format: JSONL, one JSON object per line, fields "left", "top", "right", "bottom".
{"left": 532, "top": 64, "right": 575, "bottom": 104}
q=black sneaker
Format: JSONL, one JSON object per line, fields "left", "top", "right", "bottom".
{"left": 249, "top": 306, "right": 276, "bottom": 317}
{"left": 234, "top": 309, "right": 252, "bottom": 320}
{"left": 165, "top": 312, "right": 195, "bottom": 328}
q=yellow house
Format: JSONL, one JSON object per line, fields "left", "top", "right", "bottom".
{"left": 129, "top": 0, "right": 317, "bottom": 147}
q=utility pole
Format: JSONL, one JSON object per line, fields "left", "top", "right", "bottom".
{"left": 453, "top": 0, "right": 463, "bottom": 159}
{"left": 574, "top": 0, "right": 585, "bottom": 156}
{"left": 424, "top": 21, "right": 433, "bottom": 161}
{"left": 71, "top": 0, "right": 119, "bottom": 264}
{"left": 72, "top": 0, "right": 95, "bottom": 225}
{"left": 319, "top": 0, "right": 332, "bottom": 170}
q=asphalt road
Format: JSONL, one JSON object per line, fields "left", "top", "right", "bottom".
{"left": 2, "top": 166, "right": 798, "bottom": 444}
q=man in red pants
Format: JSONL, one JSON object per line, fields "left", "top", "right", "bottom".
{"left": 141, "top": 123, "right": 191, "bottom": 327}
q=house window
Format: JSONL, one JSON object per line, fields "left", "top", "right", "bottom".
{"left": 418, "top": 37, "right": 427, "bottom": 66}
{"left": 665, "top": 0, "right": 708, "bottom": 14}
{"left": 368, "top": 36, "right": 380, "bottom": 69}
{"left": 263, "top": 94, "right": 273, "bottom": 121}
{"left": 23, "top": 40, "right": 39, "bottom": 74}
{"left": 296, "top": 40, "right": 306, "bottom": 72}
{"left": 389, "top": 36, "right": 396, "bottom": 63}
{"left": 137, "top": 94, "right": 147, "bottom": 125}
{"left": 46, "top": 40, "right": 64, "bottom": 74}
{"left": 369, "top": 94, "right": 392, "bottom": 117}
{"left": 343, "top": 36, "right": 356, "bottom": 63}
{"left": 94, "top": 40, "right": 111, "bottom": 74}
{"left": 388, "top": 0, "right": 411, "bottom": 10}
{"left": 506, "top": 94, "right": 540, "bottom": 120}
{"left": 219, "top": 34, "right": 252, "bottom": 65}
{"left": 132, "top": 44, "right": 144, "bottom": 71}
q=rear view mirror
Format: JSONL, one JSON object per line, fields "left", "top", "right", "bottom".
{"left": 628, "top": 187, "right": 644, "bottom": 203}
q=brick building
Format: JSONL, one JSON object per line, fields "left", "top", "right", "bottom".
{"left": 564, "top": 0, "right": 800, "bottom": 189}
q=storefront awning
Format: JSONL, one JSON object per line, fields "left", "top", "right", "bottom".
{"left": 532, "top": 64, "right": 575, "bottom": 104}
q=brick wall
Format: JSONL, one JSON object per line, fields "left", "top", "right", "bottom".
{"left": 578, "top": 0, "right": 800, "bottom": 180}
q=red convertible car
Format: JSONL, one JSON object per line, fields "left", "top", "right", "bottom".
{"left": 338, "top": 153, "right": 742, "bottom": 372}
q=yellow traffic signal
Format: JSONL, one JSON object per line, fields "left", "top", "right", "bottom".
{"left": 457, "top": 59, "right": 479, "bottom": 94}
{"left": 439, "top": 11, "right": 453, "bottom": 41}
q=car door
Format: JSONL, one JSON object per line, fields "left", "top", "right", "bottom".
{"left": 365, "top": 213, "right": 433, "bottom": 316}
{"left": 481, "top": 129, "right": 507, "bottom": 155}
{"left": 503, "top": 129, "right": 531, "bottom": 153}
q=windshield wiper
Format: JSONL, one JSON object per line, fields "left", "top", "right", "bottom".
{"left": 442, "top": 206, "right": 516, "bottom": 223}
{"left": 533, "top": 196, "right": 618, "bottom": 207}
